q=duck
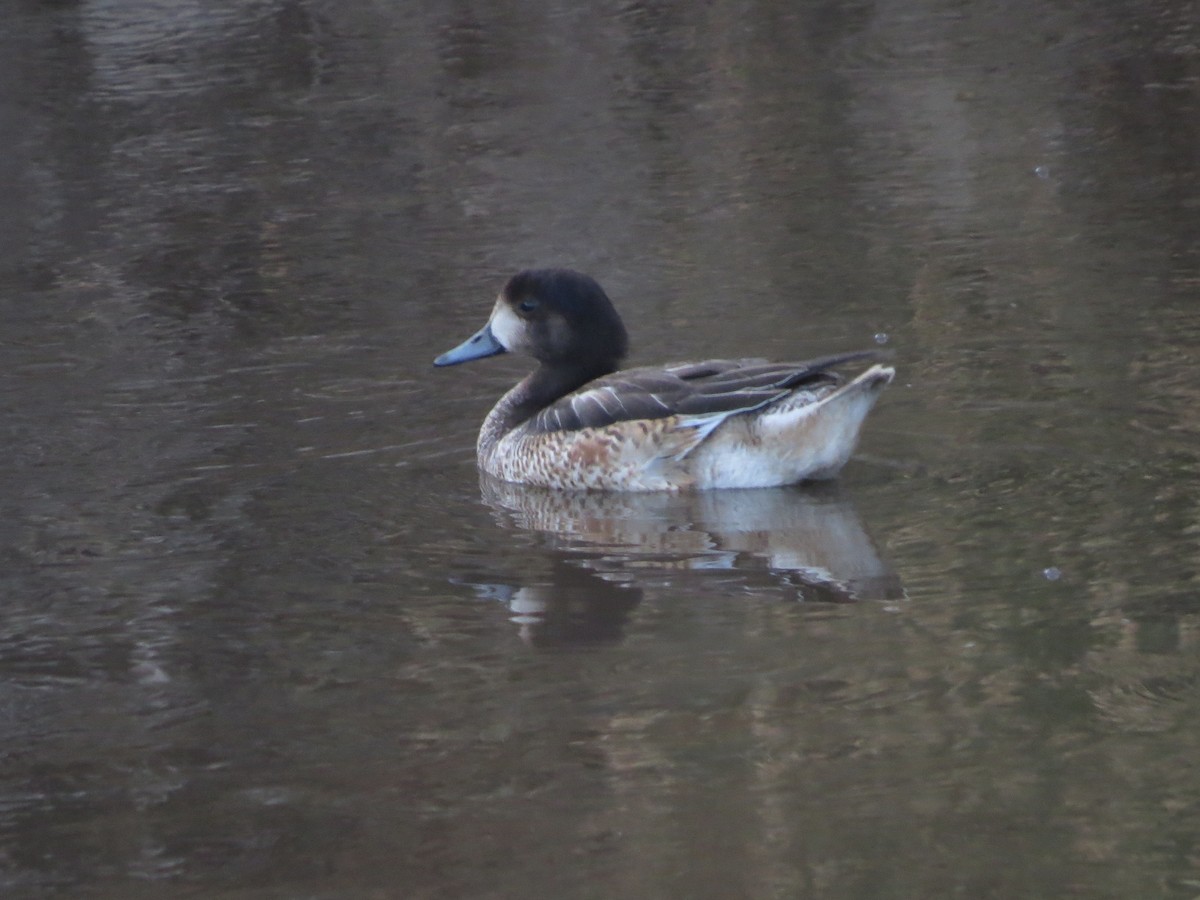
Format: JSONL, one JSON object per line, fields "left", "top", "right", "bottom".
{"left": 434, "top": 268, "right": 894, "bottom": 492}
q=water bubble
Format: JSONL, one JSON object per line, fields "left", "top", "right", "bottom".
{"left": 1042, "top": 566, "right": 1062, "bottom": 581}
{"left": 874, "top": 332, "right": 889, "bottom": 345}
{"left": 1034, "top": 165, "right": 1050, "bottom": 180}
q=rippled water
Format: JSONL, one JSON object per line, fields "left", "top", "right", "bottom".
{"left": 2, "top": 1, "right": 1198, "bottom": 897}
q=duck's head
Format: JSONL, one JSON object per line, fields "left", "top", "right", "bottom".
{"left": 434, "top": 269, "right": 629, "bottom": 373}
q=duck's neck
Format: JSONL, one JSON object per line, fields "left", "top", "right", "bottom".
{"left": 478, "top": 361, "right": 614, "bottom": 460}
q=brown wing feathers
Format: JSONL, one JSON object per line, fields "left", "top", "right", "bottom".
{"left": 528, "top": 350, "right": 887, "bottom": 435}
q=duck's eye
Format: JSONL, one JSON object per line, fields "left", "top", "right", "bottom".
{"left": 517, "top": 298, "right": 540, "bottom": 314}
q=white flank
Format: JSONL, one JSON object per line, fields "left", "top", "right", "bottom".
{"left": 689, "top": 364, "right": 895, "bottom": 488}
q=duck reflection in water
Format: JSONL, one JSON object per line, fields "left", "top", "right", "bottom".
{"left": 461, "top": 477, "right": 903, "bottom": 646}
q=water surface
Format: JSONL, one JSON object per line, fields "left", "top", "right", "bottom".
{"left": 2, "top": 1, "right": 1198, "bottom": 897}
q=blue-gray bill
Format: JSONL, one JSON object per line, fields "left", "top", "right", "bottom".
{"left": 434, "top": 323, "right": 506, "bottom": 367}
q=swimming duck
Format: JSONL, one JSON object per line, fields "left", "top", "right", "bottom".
{"left": 434, "top": 269, "right": 894, "bottom": 491}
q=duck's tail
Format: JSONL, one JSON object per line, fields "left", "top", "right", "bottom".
{"left": 753, "top": 363, "right": 895, "bottom": 481}
{"left": 836, "top": 363, "right": 895, "bottom": 398}
{"left": 680, "top": 363, "right": 894, "bottom": 488}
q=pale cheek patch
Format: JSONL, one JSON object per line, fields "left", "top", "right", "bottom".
{"left": 489, "top": 301, "right": 525, "bottom": 352}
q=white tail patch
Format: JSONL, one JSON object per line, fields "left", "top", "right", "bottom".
{"left": 687, "top": 364, "right": 895, "bottom": 488}
{"left": 762, "top": 364, "right": 893, "bottom": 424}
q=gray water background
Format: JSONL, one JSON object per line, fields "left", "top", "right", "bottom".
{"left": 2, "top": 1, "right": 1199, "bottom": 897}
